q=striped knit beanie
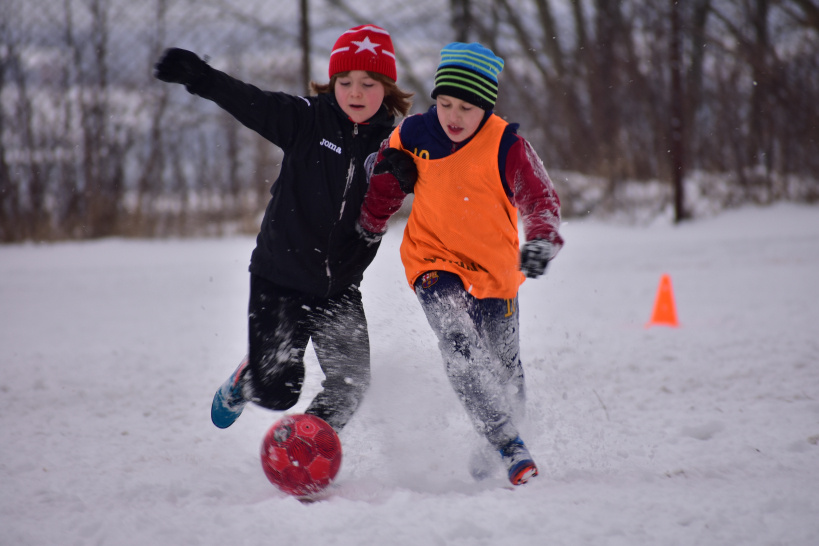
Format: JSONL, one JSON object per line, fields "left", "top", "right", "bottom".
{"left": 431, "top": 42, "right": 504, "bottom": 110}
{"left": 329, "top": 24, "right": 397, "bottom": 82}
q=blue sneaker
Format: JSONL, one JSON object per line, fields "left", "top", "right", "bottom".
{"left": 500, "top": 437, "right": 539, "bottom": 485}
{"left": 211, "top": 358, "right": 249, "bottom": 429}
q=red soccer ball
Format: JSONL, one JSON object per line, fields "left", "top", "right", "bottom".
{"left": 260, "top": 414, "right": 342, "bottom": 497}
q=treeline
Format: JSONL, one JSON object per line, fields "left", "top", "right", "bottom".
{"left": 1, "top": 0, "right": 817, "bottom": 242}
{"left": 470, "top": 0, "right": 819, "bottom": 219}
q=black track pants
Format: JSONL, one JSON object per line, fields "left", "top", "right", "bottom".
{"left": 244, "top": 274, "right": 371, "bottom": 431}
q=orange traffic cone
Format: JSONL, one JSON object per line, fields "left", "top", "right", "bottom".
{"left": 646, "top": 274, "right": 679, "bottom": 328}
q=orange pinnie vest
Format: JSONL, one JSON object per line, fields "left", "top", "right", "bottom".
{"left": 394, "top": 114, "right": 524, "bottom": 299}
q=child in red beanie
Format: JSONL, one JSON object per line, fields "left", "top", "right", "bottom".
{"left": 357, "top": 42, "right": 563, "bottom": 486}
{"left": 154, "top": 25, "right": 412, "bottom": 433}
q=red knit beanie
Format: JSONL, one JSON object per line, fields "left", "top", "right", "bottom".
{"left": 329, "top": 25, "right": 397, "bottom": 82}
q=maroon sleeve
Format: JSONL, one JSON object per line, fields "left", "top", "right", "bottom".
{"left": 505, "top": 137, "right": 564, "bottom": 253}
{"left": 358, "top": 138, "right": 409, "bottom": 234}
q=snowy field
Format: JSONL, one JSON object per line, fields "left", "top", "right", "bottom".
{"left": 1, "top": 203, "right": 818, "bottom": 545}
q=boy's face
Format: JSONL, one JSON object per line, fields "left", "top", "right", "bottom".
{"left": 334, "top": 70, "right": 386, "bottom": 124}
{"left": 435, "top": 95, "right": 485, "bottom": 143}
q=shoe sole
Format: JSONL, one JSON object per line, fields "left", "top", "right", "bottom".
{"left": 509, "top": 461, "right": 539, "bottom": 485}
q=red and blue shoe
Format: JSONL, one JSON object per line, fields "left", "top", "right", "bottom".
{"left": 500, "top": 437, "right": 539, "bottom": 485}
{"left": 210, "top": 358, "right": 248, "bottom": 429}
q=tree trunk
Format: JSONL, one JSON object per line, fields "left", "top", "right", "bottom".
{"left": 670, "top": 0, "right": 687, "bottom": 222}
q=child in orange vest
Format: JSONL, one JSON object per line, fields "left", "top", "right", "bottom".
{"left": 357, "top": 42, "right": 563, "bottom": 486}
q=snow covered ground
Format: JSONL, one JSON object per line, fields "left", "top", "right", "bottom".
{"left": 2, "top": 203, "right": 818, "bottom": 545}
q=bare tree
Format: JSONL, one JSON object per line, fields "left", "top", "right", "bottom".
{"left": 300, "top": 0, "right": 311, "bottom": 93}
{"left": 2, "top": 0, "right": 817, "bottom": 243}
{"left": 0, "top": 17, "right": 21, "bottom": 242}
{"left": 451, "top": 0, "right": 472, "bottom": 42}
{"left": 670, "top": 0, "right": 687, "bottom": 222}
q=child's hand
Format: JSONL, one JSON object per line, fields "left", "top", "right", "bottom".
{"left": 520, "top": 239, "right": 554, "bottom": 278}
{"left": 373, "top": 148, "right": 418, "bottom": 194}
{"left": 154, "top": 48, "right": 209, "bottom": 89}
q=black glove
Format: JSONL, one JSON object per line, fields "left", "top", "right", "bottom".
{"left": 372, "top": 148, "right": 418, "bottom": 194}
{"left": 355, "top": 221, "right": 383, "bottom": 247}
{"left": 154, "top": 48, "right": 210, "bottom": 89}
{"left": 520, "top": 239, "right": 553, "bottom": 279}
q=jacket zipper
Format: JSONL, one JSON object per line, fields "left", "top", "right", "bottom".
{"left": 325, "top": 122, "right": 360, "bottom": 295}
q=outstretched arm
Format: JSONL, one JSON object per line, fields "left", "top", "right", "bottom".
{"left": 154, "top": 47, "right": 302, "bottom": 148}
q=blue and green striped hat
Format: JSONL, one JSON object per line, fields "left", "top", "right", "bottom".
{"left": 431, "top": 42, "right": 504, "bottom": 110}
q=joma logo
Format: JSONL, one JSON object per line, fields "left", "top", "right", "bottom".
{"left": 320, "top": 138, "right": 342, "bottom": 154}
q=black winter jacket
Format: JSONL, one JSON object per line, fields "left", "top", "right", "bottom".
{"left": 191, "top": 69, "right": 395, "bottom": 297}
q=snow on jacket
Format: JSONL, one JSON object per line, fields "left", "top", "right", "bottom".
{"left": 360, "top": 106, "right": 563, "bottom": 252}
{"left": 190, "top": 69, "right": 395, "bottom": 297}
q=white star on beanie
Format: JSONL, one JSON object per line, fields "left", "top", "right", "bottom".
{"left": 351, "top": 36, "right": 381, "bottom": 55}
{"left": 329, "top": 25, "right": 397, "bottom": 80}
